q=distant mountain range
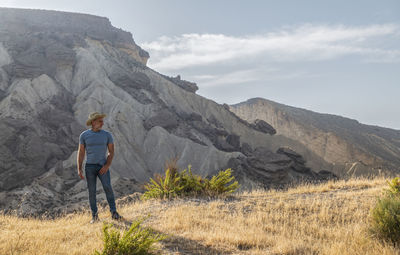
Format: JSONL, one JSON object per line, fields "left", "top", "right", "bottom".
{"left": 230, "top": 98, "right": 400, "bottom": 177}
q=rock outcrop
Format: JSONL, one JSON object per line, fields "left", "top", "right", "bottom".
{"left": 163, "top": 75, "right": 199, "bottom": 93}
{"left": 0, "top": 8, "right": 333, "bottom": 215}
{"left": 227, "top": 146, "right": 333, "bottom": 190}
{"left": 230, "top": 98, "right": 400, "bottom": 177}
{"left": 0, "top": 8, "right": 149, "bottom": 66}
{"left": 251, "top": 119, "right": 276, "bottom": 135}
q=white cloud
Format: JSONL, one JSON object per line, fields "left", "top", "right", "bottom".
{"left": 142, "top": 24, "right": 400, "bottom": 71}
{"left": 192, "top": 68, "right": 265, "bottom": 87}
{"left": 188, "top": 67, "right": 317, "bottom": 87}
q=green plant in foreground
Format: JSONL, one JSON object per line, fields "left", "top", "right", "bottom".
{"left": 385, "top": 177, "right": 400, "bottom": 198}
{"left": 205, "top": 168, "right": 239, "bottom": 196}
{"left": 142, "top": 165, "right": 240, "bottom": 200}
{"left": 142, "top": 168, "right": 183, "bottom": 200}
{"left": 370, "top": 177, "right": 400, "bottom": 244}
{"left": 178, "top": 165, "right": 205, "bottom": 196}
{"left": 370, "top": 196, "right": 400, "bottom": 244}
{"left": 94, "top": 218, "right": 166, "bottom": 255}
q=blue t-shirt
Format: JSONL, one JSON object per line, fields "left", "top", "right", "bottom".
{"left": 79, "top": 129, "right": 114, "bottom": 165}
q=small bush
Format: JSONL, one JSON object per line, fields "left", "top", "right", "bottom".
{"left": 178, "top": 166, "right": 205, "bottom": 196}
{"left": 205, "top": 168, "right": 239, "bottom": 196}
{"left": 93, "top": 218, "right": 166, "bottom": 255}
{"left": 385, "top": 177, "right": 400, "bottom": 198}
{"left": 370, "top": 177, "right": 400, "bottom": 244}
{"left": 370, "top": 196, "right": 400, "bottom": 244}
{"left": 142, "top": 165, "right": 240, "bottom": 200}
{"left": 142, "top": 169, "right": 184, "bottom": 200}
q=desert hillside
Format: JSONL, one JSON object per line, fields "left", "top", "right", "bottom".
{"left": 231, "top": 98, "right": 400, "bottom": 177}
{"left": 0, "top": 8, "right": 334, "bottom": 215}
{"left": 1, "top": 177, "right": 396, "bottom": 255}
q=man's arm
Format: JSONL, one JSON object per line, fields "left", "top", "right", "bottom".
{"left": 77, "top": 144, "right": 85, "bottom": 179}
{"left": 99, "top": 143, "right": 114, "bottom": 175}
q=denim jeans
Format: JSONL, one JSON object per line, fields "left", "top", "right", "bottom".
{"left": 85, "top": 163, "right": 116, "bottom": 216}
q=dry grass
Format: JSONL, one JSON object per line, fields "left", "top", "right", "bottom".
{"left": 1, "top": 177, "right": 399, "bottom": 255}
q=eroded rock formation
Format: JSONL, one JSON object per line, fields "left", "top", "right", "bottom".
{"left": 0, "top": 8, "right": 333, "bottom": 215}
{"left": 230, "top": 98, "right": 400, "bottom": 177}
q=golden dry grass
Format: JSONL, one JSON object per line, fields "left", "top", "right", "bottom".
{"left": 1, "top": 177, "right": 399, "bottom": 255}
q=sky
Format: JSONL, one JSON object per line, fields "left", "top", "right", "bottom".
{"left": 1, "top": 0, "right": 399, "bottom": 129}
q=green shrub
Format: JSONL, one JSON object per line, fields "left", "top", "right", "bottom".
{"left": 93, "top": 218, "right": 166, "bottom": 255}
{"left": 142, "top": 165, "right": 240, "bottom": 200}
{"left": 178, "top": 166, "right": 205, "bottom": 196}
{"left": 370, "top": 196, "right": 400, "bottom": 244}
{"left": 204, "top": 168, "right": 239, "bottom": 196}
{"left": 370, "top": 177, "right": 400, "bottom": 244}
{"left": 142, "top": 168, "right": 184, "bottom": 200}
{"left": 385, "top": 177, "right": 400, "bottom": 198}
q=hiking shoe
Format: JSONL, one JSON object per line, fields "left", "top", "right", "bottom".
{"left": 90, "top": 214, "right": 99, "bottom": 224}
{"left": 111, "top": 211, "right": 122, "bottom": 220}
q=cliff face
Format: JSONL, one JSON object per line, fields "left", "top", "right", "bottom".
{"left": 0, "top": 8, "right": 149, "bottom": 66}
{"left": 0, "top": 8, "right": 332, "bottom": 215}
{"left": 230, "top": 98, "right": 400, "bottom": 176}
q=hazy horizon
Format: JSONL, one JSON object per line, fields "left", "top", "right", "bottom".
{"left": 1, "top": 1, "right": 399, "bottom": 130}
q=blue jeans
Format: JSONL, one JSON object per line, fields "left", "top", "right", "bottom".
{"left": 85, "top": 163, "right": 116, "bottom": 216}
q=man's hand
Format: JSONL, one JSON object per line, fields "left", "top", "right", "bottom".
{"left": 99, "top": 165, "right": 109, "bottom": 175}
{"left": 78, "top": 169, "right": 84, "bottom": 180}
{"left": 100, "top": 144, "right": 114, "bottom": 175}
{"left": 77, "top": 144, "right": 85, "bottom": 180}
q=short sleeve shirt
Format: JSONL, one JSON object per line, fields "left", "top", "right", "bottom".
{"left": 79, "top": 129, "right": 114, "bottom": 165}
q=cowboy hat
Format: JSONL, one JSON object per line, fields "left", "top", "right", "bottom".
{"left": 86, "top": 112, "right": 107, "bottom": 126}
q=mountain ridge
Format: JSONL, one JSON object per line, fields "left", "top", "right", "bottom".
{"left": 230, "top": 97, "right": 400, "bottom": 177}
{"left": 233, "top": 97, "right": 400, "bottom": 132}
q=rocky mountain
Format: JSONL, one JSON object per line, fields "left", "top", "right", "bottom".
{"left": 0, "top": 8, "right": 332, "bottom": 215}
{"left": 230, "top": 98, "right": 400, "bottom": 177}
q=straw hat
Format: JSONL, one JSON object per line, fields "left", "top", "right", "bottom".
{"left": 86, "top": 112, "right": 106, "bottom": 126}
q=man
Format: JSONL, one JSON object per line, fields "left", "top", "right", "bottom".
{"left": 77, "top": 112, "right": 122, "bottom": 223}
